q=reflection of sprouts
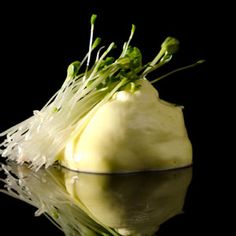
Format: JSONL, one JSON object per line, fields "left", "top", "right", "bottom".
{"left": 0, "top": 163, "right": 120, "bottom": 236}
{"left": 1, "top": 162, "right": 192, "bottom": 236}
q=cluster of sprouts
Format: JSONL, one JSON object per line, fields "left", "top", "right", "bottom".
{"left": 0, "top": 14, "right": 203, "bottom": 171}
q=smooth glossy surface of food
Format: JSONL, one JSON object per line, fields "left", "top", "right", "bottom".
{"left": 61, "top": 79, "right": 192, "bottom": 173}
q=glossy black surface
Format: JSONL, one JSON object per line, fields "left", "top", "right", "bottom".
{"left": 0, "top": 1, "right": 225, "bottom": 235}
{"left": 0, "top": 157, "right": 226, "bottom": 235}
{"left": 0, "top": 162, "right": 192, "bottom": 235}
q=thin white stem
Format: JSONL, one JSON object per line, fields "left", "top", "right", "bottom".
{"left": 151, "top": 60, "right": 205, "bottom": 84}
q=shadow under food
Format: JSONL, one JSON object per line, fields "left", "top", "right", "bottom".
{"left": 0, "top": 162, "right": 192, "bottom": 235}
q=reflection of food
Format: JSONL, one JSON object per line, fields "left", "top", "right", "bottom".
{"left": 65, "top": 167, "right": 192, "bottom": 235}
{"left": 0, "top": 162, "right": 192, "bottom": 236}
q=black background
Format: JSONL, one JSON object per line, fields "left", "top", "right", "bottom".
{"left": 0, "top": 0, "right": 229, "bottom": 235}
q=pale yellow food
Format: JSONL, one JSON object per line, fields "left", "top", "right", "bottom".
{"left": 0, "top": 15, "right": 196, "bottom": 173}
{"left": 60, "top": 79, "right": 192, "bottom": 173}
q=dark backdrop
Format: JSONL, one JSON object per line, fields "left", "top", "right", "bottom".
{"left": 0, "top": 1, "right": 228, "bottom": 235}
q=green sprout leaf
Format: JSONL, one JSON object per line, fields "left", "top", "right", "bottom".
{"left": 90, "top": 14, "right": 97, "bottom": 25}
{"left": 161, "top": 37, "right": 179, "bottom": 54}
{"left": 67, "top": 61, "right": 81, "bottom": 77}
